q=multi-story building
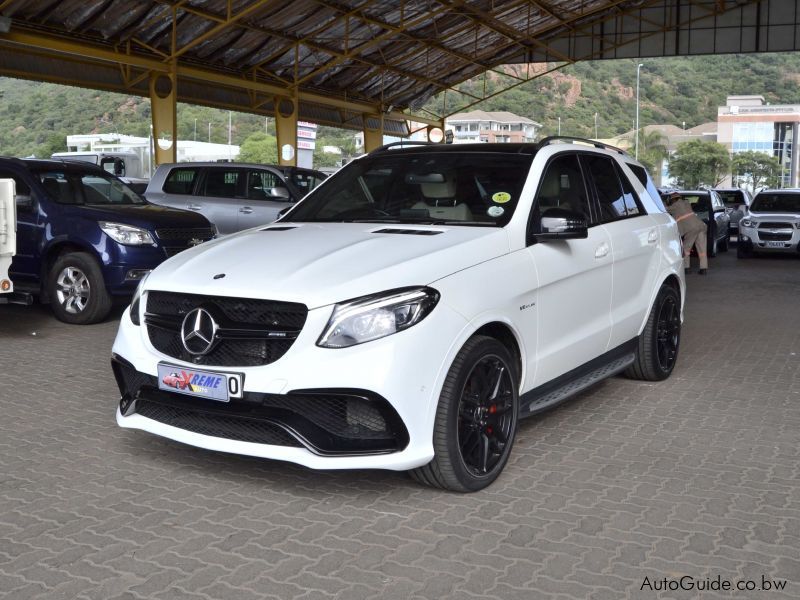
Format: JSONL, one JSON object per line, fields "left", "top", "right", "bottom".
{"left": 717, "top": 95, "right": 800, "bottom": 187}
{"left": 445, "top": 110, "right": 540, "bottom": 143}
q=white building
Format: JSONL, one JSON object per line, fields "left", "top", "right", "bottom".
{"left": 445, "top": 110, "right": 541, "bottom": 143}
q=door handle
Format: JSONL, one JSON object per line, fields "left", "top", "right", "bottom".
{"left": 239, "top": 207, "right": 253, "bottom": 214}
{"left": 647, "top": 229, "right": 658, "bottom": 244}
{"left": 595, "top": 242, "right": 609, "bottom": 259}
{"left": 187, "top": 203, "right": 202, "bottom": 211}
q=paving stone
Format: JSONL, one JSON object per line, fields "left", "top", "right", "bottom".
{"left": 1, "top": 251, "right": 799, "bottom": 599}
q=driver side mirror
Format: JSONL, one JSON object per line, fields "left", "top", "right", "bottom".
{"left": 533, "top": 208, "right": 588, "bottom": 241}
{"left": 268, "top": 186, "right": 291, "bottom": 200}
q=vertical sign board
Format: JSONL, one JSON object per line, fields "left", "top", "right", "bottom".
{"left": 0, "top": 179, "right": 16, "bottom": 295}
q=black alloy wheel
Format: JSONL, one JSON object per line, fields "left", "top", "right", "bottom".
{"left": 655, "top": 292, "right": 680, "bottom": 372}
{"left": 410, "top": 335, "right": 519, "bottom": 492}
{"left": 457, "top": 354, "right": 516, "bottom": 477}
{"left": 626, "top": 284, "right": 682, "bottom": 381}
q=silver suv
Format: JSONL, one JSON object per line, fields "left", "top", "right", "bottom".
{"left": 145, "top": 163, "right": 327, "bottom": 234}
{"left": 738, "top": 190, "right": 800, "bottom": 257}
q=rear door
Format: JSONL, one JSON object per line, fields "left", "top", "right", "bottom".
{"left": 581, "top": 154, "right": 660, "bottom": 349}
{"left": 710, "top": 190, "right": 730, "bottom": 242}
{"left": 526, "top": 152, "right": 614, "bottom": 386}
{"left": 238, "top": 169, "right": 293, "bottom": 229}
{"left": 194, "top": 167, "right": 248, "bottom": 234}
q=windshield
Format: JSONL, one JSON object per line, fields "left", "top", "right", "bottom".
{"left": 751, "top": 193, "right": 800, "bottom": 213}
{"left": 283, "top": 151, "right": 534, "bottom": 226}
{"left": 36, "top": 170, "right": 144, "bottom": 205}
{"left": 716, "top": 191, "right": 744, "bottom": 207}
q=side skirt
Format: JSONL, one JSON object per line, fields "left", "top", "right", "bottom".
{"left": 519, "top": 338, "right": 638, "bottom": 417}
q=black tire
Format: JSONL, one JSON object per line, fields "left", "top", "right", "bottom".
{"left": 48, "top": 252, "right": 112, "bottom": 324}
{"left": 410, "top": 335, "right": 519, "bottom": 492}
{"left": 737, "top": 243, "right": 752, "bottom": 259}
{"left": 625, "top": 284, "right": 681, "bottom": 381}
{"left": 709, "top": 227, "right": 718, "bottom": 258}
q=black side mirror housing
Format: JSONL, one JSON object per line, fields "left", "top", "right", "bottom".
{"left": 533, "top": 208, "right": 588, "bottom": 241}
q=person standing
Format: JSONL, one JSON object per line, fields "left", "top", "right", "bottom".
{"left": 665, "top": 191, "right": 708, "bottom": 274}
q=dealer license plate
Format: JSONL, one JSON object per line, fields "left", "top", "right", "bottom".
{"left": 766, "top": 241, "right": 786, "bottom": 248}
{"left": 157, "top": 363, "right": 242, "bottom": 402}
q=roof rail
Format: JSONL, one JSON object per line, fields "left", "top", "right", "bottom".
{"left": 371, "top": 140, "right": 439, "bottom": 153}
{"left": 535, "top": 136, "right": 626, "bottom": 155}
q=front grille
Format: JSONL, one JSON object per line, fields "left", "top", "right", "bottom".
{"left": 135, "top": 398, "right": 304, "bottom": 447}
{"left": 759, "top": 231, "right": 792, "bottom": 242}
{"left": 164, "top": 247, "right": 184, "bottom": 257}
{"left": 112, "top": 357, "right": 409, "bottom": 455}
{"left": 758, "top": 222, "right": 792, "bottom": 229}
{"left": 145, "top": 291, "right": 307, "bottom": 367}
{"left": 156, "top": 227, "right": 215, "bottom": 241}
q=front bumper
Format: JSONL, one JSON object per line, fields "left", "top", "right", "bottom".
{"left": 112, "top": 299, "right": 470, "bottom": 471}
{"left": 739, "top": 227, "right": 800, "bottom": 253}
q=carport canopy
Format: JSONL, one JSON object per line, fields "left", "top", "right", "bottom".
{"left": 1, "top": 0, "right": 799, "bottom": 165}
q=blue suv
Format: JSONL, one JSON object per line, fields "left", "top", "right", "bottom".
{"left": 1, "top": 158, "right": 215, "bottom": 324}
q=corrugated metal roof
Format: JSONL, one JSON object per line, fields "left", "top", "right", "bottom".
{"left": 0, "top": 0, "right": 774, "bottom": 130}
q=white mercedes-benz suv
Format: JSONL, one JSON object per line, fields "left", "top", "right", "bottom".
{"left": 112, "top": 138, "right": 685, "bottom": 492}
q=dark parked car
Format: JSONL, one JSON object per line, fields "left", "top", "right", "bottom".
{"left": 675, "top": 190, "right": 731, "bottom": 256}
{"left": 713, "top": 187, "right": 752, "bottom": 236}
{"left": 0, "top": 158, "right": 215, "bottom": 324}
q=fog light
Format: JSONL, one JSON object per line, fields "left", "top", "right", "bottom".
{"left": 740, "top": 235, "right": 749, "bottom": 242}
{"left": 125, "top": 269, "right": 151, "bottom": 281}
{"left": 0, "top": 279, "right": 11, "bottom": 292}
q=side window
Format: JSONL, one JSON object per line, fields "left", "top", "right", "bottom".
{"left": 583, "top": 154, "right": 627, "bottom": 222}
{"left": 201, "top": 169, "right": 245, "bottom": 198}
{"left": 247, "top": 170, "right": 282, "bottom": 200}
{"left": 163, "top": 168, "right": 197, "bottom": 195}
{"left": 614, "top": 162, "right": 644, "bottom": 216}
{"left": 0, "top": 170, "right": 32, "bottom": 211}
{"left": 627, "top": 162, "right": 665, "bottom": 211}
{"left": 534, "top": 154, "right": 592, "bottom": 222}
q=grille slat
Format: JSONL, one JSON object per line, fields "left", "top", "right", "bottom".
{"left": 135, "top": 399, "right": 304, "bottom": 447}
{"left": 145, "top": 292, "right": 307, "bottom": 367}
{"left": 156, "top": 227, "right": 215, "bottom": 241}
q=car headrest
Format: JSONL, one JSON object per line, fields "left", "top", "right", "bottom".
{"left": 421, "top": 178, "right": 456, "bottom": 199}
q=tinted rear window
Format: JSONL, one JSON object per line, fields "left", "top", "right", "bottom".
{"left": 716, "top": 190, "right": 744, "bottom": 207}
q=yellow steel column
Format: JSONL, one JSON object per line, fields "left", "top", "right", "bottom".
{"left": 149, "top": 66, "right": 177, "bottom": 165}
{"left": 275, "top": 94, "right": 298, "bottom": 167}
{"left": 363, "top": 113, "right": 384, "bottom": 153}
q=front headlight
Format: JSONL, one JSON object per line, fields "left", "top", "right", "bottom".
{"left": 99, "top": 221, "right": 155, "bottom": 246}
{"left": 740, "top": 218, "right": 756, "bottom": 228}
{"left": 317, "top": 287, "right": 439, "bottom": 348}
{"left": 129, "top": 272, "right": 149, "bottom": 326}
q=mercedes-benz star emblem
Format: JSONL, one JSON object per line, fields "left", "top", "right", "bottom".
{"left": 181, "top": 308, "right": 218, "bottom": 355}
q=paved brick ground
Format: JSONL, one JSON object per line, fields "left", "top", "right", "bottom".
{"left": 1, "top": 250, "right": 799, "bottom": 600}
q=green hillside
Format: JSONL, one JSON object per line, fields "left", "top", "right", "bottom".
{"left": 1, "top": 52, "right": 800, "bottom": 158}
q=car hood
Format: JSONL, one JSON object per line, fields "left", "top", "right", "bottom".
{"left": 76, "top": 203, "right": 211, "bottom": 229}
{"left": 144, "top": 222, "right": 510, "bottom": 309}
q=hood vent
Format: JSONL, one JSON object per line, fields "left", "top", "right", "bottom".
{"left": 260, "top": 226, "right": 298, "bottom": 232}
{"left": 372, "top": 228, "right": 442, "bottom": 236}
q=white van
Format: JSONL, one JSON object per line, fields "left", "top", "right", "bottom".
{"left": 51, "top": 151, "right": 149, "bottom": 194}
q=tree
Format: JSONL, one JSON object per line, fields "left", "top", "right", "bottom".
{"left": 236, "top": 132, "right": 278, "bottom": 164}
{"left": 731, "top": 150, "right": 782, "bottom": 192}
{"left": 635, "top": 129, "right": 669, "bottom": 181}
{"left": 667, "top": 140, "right": 730, "bottom": 188}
